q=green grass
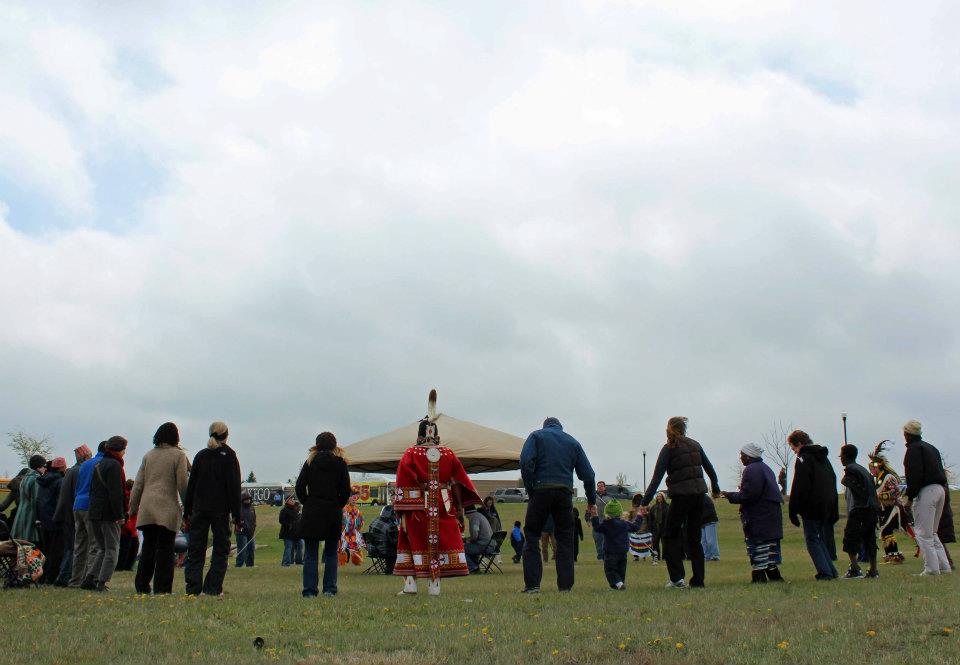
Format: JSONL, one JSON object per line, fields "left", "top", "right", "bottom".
{"left": 7, "top": 497, "right": 959, "bottom": 665}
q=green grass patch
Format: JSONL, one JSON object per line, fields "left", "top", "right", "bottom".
{"left": 7, "top": 498, "right": 958, "bottom": 664}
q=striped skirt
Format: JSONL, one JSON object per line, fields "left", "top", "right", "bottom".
{"left": 745, "top": 538, "right": 782, "bottom": 571}
{"left": 630, "top": 531, "right": 653, "bottom": 558}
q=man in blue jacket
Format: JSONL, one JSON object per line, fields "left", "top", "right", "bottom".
{"left": 519, "top": 417, "right": 596, "bottom": 593}
{"left": 70, "top": 441, "right": 106, "bottom": 588}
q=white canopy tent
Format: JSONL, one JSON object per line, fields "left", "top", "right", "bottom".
{"left": 342, "top": 413, "right": 524, "bottom": 474}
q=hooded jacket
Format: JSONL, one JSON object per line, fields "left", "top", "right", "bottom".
{"left": 725, "top": 458, "right": 783, "bottom": 542}
{"left": 184, "top": 442, "right": 242, "bottom": 521}
{"left": 237, "top": 492, "right": 257, "bottom": 536}
{"left": 295, "top": 450, "right": 352, "bottom": 541}
{"left": 36, "top": 470, "right": 64, "bottom": 531}
{"left": 788, "top": 444, "right": 839, "bottom": 524}
{"left": 519, "top": 420, "right": 597, "bottom": 503}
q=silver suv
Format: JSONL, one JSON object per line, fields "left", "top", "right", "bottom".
{"left": 493, "top": 487, "right": 529, "bottom": 503}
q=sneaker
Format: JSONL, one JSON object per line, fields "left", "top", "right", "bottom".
{"left": 322, "top": 591, "right": 336, "bottom": 597}
{"left": 520, "top": 587, "right": 540, "bottom": 594}
{"left": 842, "top": 567, "right": 865, "bottom": 580}
{"left": 664, "top": 580, "right": 687, "bottom": 589}
{"left": 615, "top": 581, "right": 625, "bottom": 590}
{"left": 914, "top": 570, "right": 940, "bottom": 576}
{"left": 864, "top": 571, "right": 880, "bottom": 579}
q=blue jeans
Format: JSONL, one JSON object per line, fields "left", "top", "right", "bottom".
{"left": 464, "top": 539, "right": 492, "bottom": 572}
{"left": 235, "top": 533, "right": 255, "bottom": 567}
{"left": 701, "top": 522, "right": 720, "bottom": 560}
{"left": 282, "top": 539, "right": 304, "bottom": 565}
{"left": 302, "top": 537, "right": 339, "bottom": 596}
{"left": 802, "top": 518, "right": 839, "bottom": 579}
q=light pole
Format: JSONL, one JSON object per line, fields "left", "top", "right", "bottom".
{"left": 841, "top": 412, "right": 848, "bottom": 446}
{"left": 642, "top": 450, "right": 647, "bottom": 488}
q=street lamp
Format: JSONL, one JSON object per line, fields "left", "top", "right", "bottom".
{"left": 841, "top": 412, "right": 848, "bottom": 445}
{"left": 642, "top": 450, "right": 647, "bottom": 487}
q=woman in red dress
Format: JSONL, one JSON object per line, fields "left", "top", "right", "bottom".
{"left": 394, "top": 390, "right": 480, "bottom": 596}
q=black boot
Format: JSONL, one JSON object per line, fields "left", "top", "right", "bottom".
{"left": 79, "top": 576, "right": 97, "bottom": 591}
{"left": 765, "top": 567, "right": 784, "bottom": 582}
{"left": 93, "top": 581, "right": 109, "bottom": 593}
{"left": 751, "top": 570, "right": 767, "bottom": 584}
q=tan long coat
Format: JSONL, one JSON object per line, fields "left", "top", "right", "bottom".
{"left": 129, "top": 444, "right": 190, "bottom": 533}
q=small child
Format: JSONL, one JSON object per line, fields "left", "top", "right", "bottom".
{"left": 510, "top": 520, "right": 524, "bottom": 563}
{"left": 628, "top": 509, "right": 653, "bottom": 561}
{"left": 591, "top": 499, "right": 643, "bottom": 589}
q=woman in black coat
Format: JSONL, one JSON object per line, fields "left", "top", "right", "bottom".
{"left": 295, "top": 432, "right": 352, "bottom": 597}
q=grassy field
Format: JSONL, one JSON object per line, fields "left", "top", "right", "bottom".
{"left": 6, "top": 496, "right": 958, "bottom": 665}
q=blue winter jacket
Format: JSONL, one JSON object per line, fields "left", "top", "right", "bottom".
{"left": 73, "top": 452, "right": 104, "bottom": 512}
{"left": 520, "top": 419, "right": 596, "bottom": 504}
{"left": 590, "top": 515, "right": 643, "bottom": 556}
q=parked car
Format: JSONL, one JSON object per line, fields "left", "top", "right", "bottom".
{"left": 493, "top": 488, "right": 528, "bottom": 503}
{"left": 602, "top": 484, "right": 643, "bottom": 502}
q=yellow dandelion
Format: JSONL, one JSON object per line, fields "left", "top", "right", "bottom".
{"left": 618, "top": 643, "right": 626, "bottom": 651}
{"left": 943, "top": 627, "right": 954, "bottom": 635}
{"left": 675, "top": 643, "right": 685, "bottom": 650}
{"left": 777, "top": 640, "right": 790, "bottom": 650}
{"left": 865, "top": 630, "right": 877, "bottom": 638}
{"left": 551, "top": 649, "right": 560, "bottom": 656}
{"left": 524, "top": 639, "right": 535, "bottom": 645}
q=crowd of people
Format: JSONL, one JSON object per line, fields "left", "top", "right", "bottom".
{"left": 0, "top": 406, "right": 954, "bottom": 599}
{"left": 515, "top": 415, "right": 954, "bottom": 593}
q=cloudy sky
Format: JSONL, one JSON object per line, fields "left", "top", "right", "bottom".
{"left": 2, "top": 1, "right": 958, "bottom": 489}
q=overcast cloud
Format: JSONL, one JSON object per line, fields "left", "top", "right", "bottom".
{"left": 1, "top": 1, "right": 958, "bottom": 488}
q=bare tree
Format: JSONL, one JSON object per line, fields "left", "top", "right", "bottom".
{"left": 615, "top": 472, "right": 629, "bottom": 486}
{"left": 760, "top": 420, "right": 793, "bottom": 495}
{"left": 6, "top": 431, "right": 54, "bottom": 467}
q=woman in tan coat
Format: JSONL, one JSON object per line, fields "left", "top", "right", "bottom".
{"left": 129, "top": 422, "right": 189, "bottom": 594}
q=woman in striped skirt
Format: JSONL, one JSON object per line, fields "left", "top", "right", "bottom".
{"left": 723, "top": 443, "right": 785, "bottom": 583}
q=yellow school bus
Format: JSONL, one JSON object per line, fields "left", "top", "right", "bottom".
{"left": 351, "top": 481, "right": 391, "bottom": 506}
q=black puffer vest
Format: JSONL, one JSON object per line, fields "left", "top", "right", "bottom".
{"left": 665, "top": 436, "right": 708, "bottom": 497}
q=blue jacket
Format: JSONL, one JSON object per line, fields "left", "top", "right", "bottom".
{"left": 511, "top": 525, "right": 523, "bottom": 543}
{"left": 520, "top": 420, "right": 596, "bottom": 504}
{"left": 73, "top": 452, "right": 104, "bottom": 512}
{"left": 590, "top": 515, "right": 643, "bottom": 556}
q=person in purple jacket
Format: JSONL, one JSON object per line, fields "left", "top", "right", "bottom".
{"left": 723, "top": 443, "right": 785, "bottom": 583}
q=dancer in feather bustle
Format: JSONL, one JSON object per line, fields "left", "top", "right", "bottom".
{"left": 867, "top": 440, "right": 915, "bottom": 564}
{"left": 393, "top": 389, "right": 481, "bottom": 596}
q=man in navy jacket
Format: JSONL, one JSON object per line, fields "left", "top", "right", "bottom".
{"left": 519, "top": 417, "right": 596, "bottom": 593}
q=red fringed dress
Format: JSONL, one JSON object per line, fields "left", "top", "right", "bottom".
{"left": 393, "top": 445, "right": 481, "bottom": 579}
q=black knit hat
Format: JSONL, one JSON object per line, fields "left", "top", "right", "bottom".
{"left": 29, "top": 454, "right": 47, "bottom": 470}
{"left": 153, "top": 422, "right": 180, "bottom": 446}
{"left": 315, "top": 432, "right": 337, "bottom": 451}
{"left": 106, "top": 435, "right": 128, "bottom": 452}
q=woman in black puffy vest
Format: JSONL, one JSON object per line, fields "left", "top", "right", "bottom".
{"left": 638, "top": 417, "right": 721, "bottom": 589}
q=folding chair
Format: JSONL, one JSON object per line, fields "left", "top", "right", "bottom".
{"left": 477, "top": 531, "right": 507, "bottom": 574}
{"left": 362, "top": 531, "right": 387, "bottom": 575}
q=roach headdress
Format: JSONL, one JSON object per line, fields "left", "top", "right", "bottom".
{"left": 416, "top": 388, "right": 440, "bottom": 446}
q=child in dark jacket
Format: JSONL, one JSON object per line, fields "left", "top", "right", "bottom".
{"left": 591, "top": 499, "right": 643, "bottom": 589}
{"left": 510, "top": 520, "right": 524, "bottom": 563}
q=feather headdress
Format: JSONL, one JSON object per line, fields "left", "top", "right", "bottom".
{"left": 416, "top": 388, "right": 440, "bottom": 445}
